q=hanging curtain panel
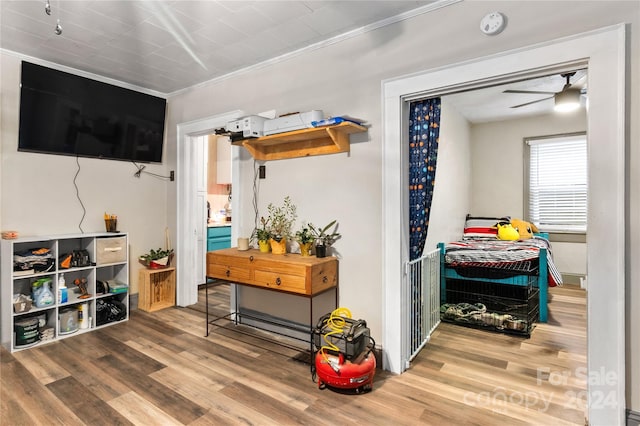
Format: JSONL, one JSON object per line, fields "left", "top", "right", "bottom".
{"left": 408, "top": 98, "right": 441, "bottom": 261}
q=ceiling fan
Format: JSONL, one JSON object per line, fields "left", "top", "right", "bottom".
{"left": 504, "top": 72, "right": 585, "bottom": 111}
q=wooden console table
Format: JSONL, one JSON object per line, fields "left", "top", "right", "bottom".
{"left": 205, "top": 249, "right": 338, "bottom": 351}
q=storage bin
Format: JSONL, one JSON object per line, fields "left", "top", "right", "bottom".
{"left": 59, "top": 307, "right": 78, "bottom": 335}
{"left": 14, "top": 317, "right": 40, "bottom": 347}
{"left": 96, "top": 236, "right": 127, "bottom": 265}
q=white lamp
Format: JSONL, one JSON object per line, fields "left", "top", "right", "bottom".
{"left": 554, "top": 88, "right": 581, "bottom": 112}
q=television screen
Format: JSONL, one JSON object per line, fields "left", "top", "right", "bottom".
{"left": 18, "top": 61, "right": 166, "bottom": 163}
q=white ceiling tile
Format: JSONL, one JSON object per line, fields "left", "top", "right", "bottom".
{"left": 83, "top": 1, "right": 148, "bottom": 27}
{"left": 1, "top": 8, "right": 55, "bottom": 39}
{"left": 60, "top": 8, "right": 134, "bottom": 40}
{"left": 252, "top": 1, "right": 314, "bottom": 22}
{"left": 219, "top": 5, "right": 276, "bottom": 35}
{"left": 299, "top": 5, "right": 355, "bottom": 36}
{"left": 153, "top": 42, "right": 205, "bottom": 65}
{"left": 170, "top": 1, "right": 232, "bottom": 25}
{"left": 194, "top": 19, "right": 247, "bottom": 45}
{"left": 265, "top": 20, "right": 319, "bottom": 49}
{"left": 144, "top": 2, "right": 207, "bottom": 38}
{"left": 218, "top": 1, "right": 257, "bottom": 13}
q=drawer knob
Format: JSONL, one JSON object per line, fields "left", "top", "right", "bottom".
{"left": 275, "top": 277, "right": 281, "bottom": 285}
{"left": 225, "top": 269, "right": 230, "bottom": 277}
{"left": 322, "top": 276, "right": 328, "bottom": 283}
{"left": 249, "top": 255, "right": 254, "bottom": 262}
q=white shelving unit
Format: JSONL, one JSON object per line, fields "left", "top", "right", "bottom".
{"left": 1, "top": 232, "right": 129, "bottom": 352}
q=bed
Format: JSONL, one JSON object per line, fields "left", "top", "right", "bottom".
{"left": 437, "top": 215, "right": 563, "bottom": 336}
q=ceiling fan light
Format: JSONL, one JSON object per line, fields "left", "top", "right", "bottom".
{"left": 554, "top": 89, "right": 581, "bottom": 112}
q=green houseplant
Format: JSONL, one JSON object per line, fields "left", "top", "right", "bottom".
{"left": 254, "top": 217, "right": 272, "bottom": 253}
{"left": 295, "top": 225, "right": 315, "bottom": 257}
{"left": 309, "top": 220, "right": 341, "bottom": 258}
{"left": 266, "top": 196, "right": 297, "bottom": 254}
{"left": 139, "top": 248, "right": 174, "bottom": 269}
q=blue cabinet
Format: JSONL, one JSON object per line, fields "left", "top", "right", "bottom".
{"left": 207, "top": 226, "right": 231, "bottom": 251}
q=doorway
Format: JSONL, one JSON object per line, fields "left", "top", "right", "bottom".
{"left": 176, "top": 110, "right": 245, "bottom": 307}
{"left": 383, "top": 25, "right": 625, "bottom": 424}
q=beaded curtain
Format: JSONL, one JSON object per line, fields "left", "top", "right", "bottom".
{"left": 408, "top": 98, "right": 441, "bottom": 261}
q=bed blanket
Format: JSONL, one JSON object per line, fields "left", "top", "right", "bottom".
{"left": 445, "top": 236, "right": 562, "bottom": 286}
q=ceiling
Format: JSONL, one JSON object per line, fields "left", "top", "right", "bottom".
{"left": 445, "top": 69, "right": 588, "bottom": 123}
{"left": 0, "top": 1, "right": 587, "bottom": 122}
{"left": 0, "top": 0, "right": 436, "bottom": 94}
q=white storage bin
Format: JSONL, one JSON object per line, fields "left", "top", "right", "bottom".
{"left": 96, "top": 236, "right": 127, "bottom": 265}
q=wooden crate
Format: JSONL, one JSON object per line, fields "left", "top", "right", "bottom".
{"left": 138, "top": 267, "right": 176, "bottom": 312}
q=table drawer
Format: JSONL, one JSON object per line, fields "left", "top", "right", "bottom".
{"left": 254, "top": 270, "right": 306, "bottom": 294}
{"left": 309, "top": 261, "right": 338, "bottom": 294}
{"left": 252, "top": 259, "right": 306, "bottom": 276}
{"left": 207, "top": 264, "right": 251, "bottom": 282}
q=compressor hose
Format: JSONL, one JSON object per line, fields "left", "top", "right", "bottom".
{"left": 319, "top": 307, "right": 352, "bottom": 364}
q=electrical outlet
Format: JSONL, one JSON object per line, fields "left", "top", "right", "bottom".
{"left": 170, "top": 170, "right": 175, "bottom": 181}
{"left": 259, "top": 165, "right": 266, "bottom": 179}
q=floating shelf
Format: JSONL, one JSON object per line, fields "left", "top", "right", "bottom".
{"left": 234, "top": 121, "right": 367, "bottom": 161}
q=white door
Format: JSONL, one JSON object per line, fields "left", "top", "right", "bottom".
{"left": 195, "top": 135, "right": 208, "bottom": 285}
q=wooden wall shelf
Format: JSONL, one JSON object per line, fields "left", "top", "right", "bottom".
{"left": 235, "top": 121, "right": 367, "bottom": 161}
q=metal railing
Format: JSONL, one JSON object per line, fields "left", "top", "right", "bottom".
{"left": 403, "top": 248, "right": 441, "bottom": 369}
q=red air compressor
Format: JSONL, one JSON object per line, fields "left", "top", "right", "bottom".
{"left": 313, "top": 309, "right": 376, "bottom": 393}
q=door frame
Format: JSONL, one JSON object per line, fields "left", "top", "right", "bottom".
{"left": 176, "top": 110, "right": 245, "bottom": 306}
{"left": 382, "top": 25, "right": 626, "bottom": 424}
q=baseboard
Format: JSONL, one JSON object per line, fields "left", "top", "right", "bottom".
{"left": 129, "top": 293, "right": 138, "bottom": 311}
{"left": 628, "top": 409, "right": 640, "bottom": 426}
{"left": 237, "top": 309, "right": 310, "bottom": 344}
{"left": 560, "top": 273, "right": 586, "bottom": 287}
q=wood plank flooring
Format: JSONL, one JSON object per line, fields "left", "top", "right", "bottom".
{"left": 1, "top": 282, "right": 586, "bottom": 425}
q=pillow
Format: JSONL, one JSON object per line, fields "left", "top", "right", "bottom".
{"left": 462, "top": 214, "right": 511, "bottom": 239}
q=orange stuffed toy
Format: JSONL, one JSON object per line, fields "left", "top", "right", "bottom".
{"left": 510, "top": 218, "right": 539, "bottom": 240}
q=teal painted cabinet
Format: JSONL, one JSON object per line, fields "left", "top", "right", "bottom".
{"left": 207, "top": 226, "right": 231, "bottom": 251}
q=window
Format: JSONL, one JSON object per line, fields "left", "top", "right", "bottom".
{"left": 525, "top": 133, "right": 587, "bottom": 233}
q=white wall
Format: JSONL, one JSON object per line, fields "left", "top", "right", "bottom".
{"left": 470, "top": 111, "right": 587, "bottom": 276}
{"left": 0, "top": 53, "right": 170, "bottom": 294}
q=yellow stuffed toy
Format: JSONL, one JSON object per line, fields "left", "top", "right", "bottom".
{"left": 510, "top": 218, "right": 540, "bottom": 240}
{"left": 496, "top": 222, "right": 520, "bottom": 241}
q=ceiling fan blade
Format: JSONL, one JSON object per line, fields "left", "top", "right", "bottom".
{"left": 503, "top": 89, "right": 556, "bottom": 95}
{"left": 510, "top": 96, "right": 554, "bottom": 109}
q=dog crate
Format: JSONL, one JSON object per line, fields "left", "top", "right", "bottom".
{"left": 441, "top": 276, "right": 540, "bottom": 336}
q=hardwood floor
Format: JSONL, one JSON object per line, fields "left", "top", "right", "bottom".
{"left": 1, "top": 283, "right": 586, "bottom": 425}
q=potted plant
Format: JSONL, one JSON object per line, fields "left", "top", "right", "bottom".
{"left": 266, "top": 196, "right": 297, "bottom": 254}
{"left": 139, "top": 248, "right": 174, "bottom": 269}
{"left": 309, "top": 220, "right": 341, "bottom": 258}
{"left": 295, "top": 225, "right": 315, "bottom": 257}
{"left": 254, "top": 217, "right": 272, "bottom": 253}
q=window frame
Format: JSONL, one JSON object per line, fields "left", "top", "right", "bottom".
{"left": 523, "top": 131, "right": 587, "bottom": 237}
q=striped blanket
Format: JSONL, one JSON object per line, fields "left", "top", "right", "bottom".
{"left": 445, "top": 236, "right": 562, "bottom": 287}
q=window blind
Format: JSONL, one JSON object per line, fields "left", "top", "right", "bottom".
{"left": 527, "top": 134, "right": 587, "bottom": 233}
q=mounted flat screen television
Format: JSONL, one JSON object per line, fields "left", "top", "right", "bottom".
{"left": 18, "top": 61, "right": 166, "bottom": 163}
